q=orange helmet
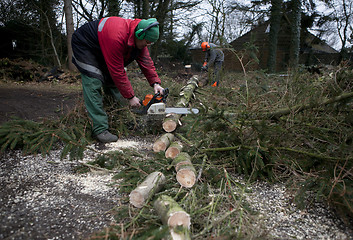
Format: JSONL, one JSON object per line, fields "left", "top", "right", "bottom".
{"left": 201, "top": 42, "right": 210, "bottom": 51}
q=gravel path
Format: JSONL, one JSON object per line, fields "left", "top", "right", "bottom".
{"left": 0, "top": 150, "right": 118, "bottom": 240}
{"left": 0, "top": 139, "right": 148, "bottom": 240}
{"left": 241, "top": 178, "right": 352, "bottom": 239}
{"left": 0, "top": 139, "right": 352, "bottom": 239}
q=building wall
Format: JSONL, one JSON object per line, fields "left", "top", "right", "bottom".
{"left": 300, "top": 52, "right": 341, "bottom": 66}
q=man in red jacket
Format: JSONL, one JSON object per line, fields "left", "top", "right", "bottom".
{"left": 72, "top": 17, "right": 164, "bottom": 143}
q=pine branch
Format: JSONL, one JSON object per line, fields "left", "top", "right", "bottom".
{"left": 201, "top": 145, "right": 352, "bottom": 162}
{"left": 265, "top": 91, "right": 353, "bottom": 120}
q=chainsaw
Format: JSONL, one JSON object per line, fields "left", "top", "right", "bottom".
{"left": 134, "top": 88, "right": 199, "bottom": 115}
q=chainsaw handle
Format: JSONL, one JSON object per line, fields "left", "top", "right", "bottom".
{"left": 134, "top": 88, "right": 169, "bottom": 115}
{"left": 153, "top": 88, "right": 169, "bottom": 102}
{"left": 161, "top": 88, "right": 169, "bottom": 101}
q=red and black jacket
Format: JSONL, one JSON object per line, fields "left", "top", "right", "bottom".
{"left": 71, "top": 17, "right": 161, "bottom": 99}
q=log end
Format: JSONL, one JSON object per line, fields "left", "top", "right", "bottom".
{"left": 168, "top": 211, "right": 191, "bottom": 229}
{"left": 129, "top": 190, "right": 144, "bottom": 208}
{"left": 176, "top": 169, "right": 196, "bottom": 188}
{"left": 165, "top": 147, "right": 180, "bottom": 159}
{"left": 153, "top": 142, "right": 166, "bottom": 152}
{"left": 163, "top": 119, "right": 177, "bottom": 133}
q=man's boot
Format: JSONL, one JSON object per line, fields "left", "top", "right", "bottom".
{"left": 96, "top": 130, "right": 118, "bottom": 143}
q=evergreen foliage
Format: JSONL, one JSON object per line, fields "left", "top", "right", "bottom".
{"left": 1, "top": 63, "right": 352, "bottom": 237}
{"left": 160, "top": 39, "right": 193, "bottom": 64}
{"left": 0, "top": 105, "right": 92, "bottom": 160}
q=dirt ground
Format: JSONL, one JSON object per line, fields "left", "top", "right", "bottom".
{"left": 0, "top": 82, "right": 82, "bottom": 124}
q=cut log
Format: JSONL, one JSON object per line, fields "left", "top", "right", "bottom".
{"left": 176, "top": 76, "right": 199, "bottom": 108}
{"left": 163, "top": 75, "right": 199, "bottom": 133}
{"left": 129, "top": 171, "right": 166, "bottom": 208}
{"left": 169, "top": 228, "right": 192, "bottom": 240}
{"left": 154, "top": 195, "right": 191, "bottom": 229}
{"left": 153, "top": 133, "right": 175, "bottom": 152}
{"left": 163, "top": 113, "right": 180, "bottom": 133}
{"left": 173, "top": 152, "right": 196, "bottom": 188}
{"left": 165, "top": 141, "right": 183, "bottom": 159}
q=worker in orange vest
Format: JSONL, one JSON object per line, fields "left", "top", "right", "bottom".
{"left": 201, "top": 42, "right": 224, "bottom": 87}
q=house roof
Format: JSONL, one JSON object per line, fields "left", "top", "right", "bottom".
{"left": 230, "top": 20, "right": 338, "bottom": 54}
{"left": 303, "top": 33, "right": 338, "bottom": 53}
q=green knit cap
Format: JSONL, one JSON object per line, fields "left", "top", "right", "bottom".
{"left": 137, "top": 18, "right": 159, "bottom": 42}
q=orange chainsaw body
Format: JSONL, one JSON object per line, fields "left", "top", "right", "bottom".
{"left": 142, "top": 94, "right": 163, "bottom": 106}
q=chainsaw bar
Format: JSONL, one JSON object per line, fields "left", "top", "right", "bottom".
{"left": 165, "top": 107, "right": 199, "bottom": 115}
{"left": 134, "top": 88, "right": 199, "bottom": 115}
{"left": 147, "top": 102, "right": 199, "bottom": 115}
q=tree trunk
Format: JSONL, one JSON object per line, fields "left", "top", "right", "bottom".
{"left": 173, "top": 152, "right": 196, "bottom": 188}
{"left": 64, "top": 0, "right": 76, "bottom": 71}
{"left": 44, "top": 13, "right": 61, "bottom": 67}
{"left": 153, "top": 133, "right": 175, "bottom": 152}
{"left": 289, "top": 0, "right": 301, "bottom": 69}
{"left": 165, "top": 141, "right": 183, "bottom": 159}
{"left": 162, "top": 75, "right": 199, "bottom": 132}
{"left": 154, "top": 195, "right": 191, "bottom": 228}
{"left": 267, "top": 0, "right": 282, "bottom": 73}
{"left": 134, "top": 0, "right": 142, "bottom": 18}
{"left": 129, "top": 171, "right": 166, "bottom": 208}
{"left": 35, "top": 0, "right": 58, "bottom": 66}
{"left": 142, "top": 0, "right": 150, "bottom": 18}
{"left": 151, "top": 0, "right": 171, "bottom": 59}
{"left": 107, "top": 0, "right": 122, "bottom": 16}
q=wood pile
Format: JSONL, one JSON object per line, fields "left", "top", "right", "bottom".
{"left": 129, "top": 75, "right": 200, "bottom": 239}
{"left": 0, "top": 58, "right": 79, "bottom": 83}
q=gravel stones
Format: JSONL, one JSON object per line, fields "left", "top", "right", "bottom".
{"left": 0, "top": 145, "right": 124, "bottom": 239}
{"left": 239, "top": 178, "right": 353, "bottom": 239}
{"left": 1, "top": 139, "right": 352, "bottom": 239}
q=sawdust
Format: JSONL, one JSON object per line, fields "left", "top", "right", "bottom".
{"left": 0, "top": 138, "right": 152, "bottom": 240}
{"left": 102, "top": 139, "right": 148, "bottom": 152}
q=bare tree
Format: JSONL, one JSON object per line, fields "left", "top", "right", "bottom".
{"left": 204, "top": 0, "right": 228, "bottom": 45}
{"left": 228, "top": 0, "right": 270, "bottom": 42}
{"left": 334, "top": 0, "right": 352, "bottom": 52}
{"left": 64, "top": 0, "right": 76, "bottom": 71}
{"left": 72, "top": 0, "right": 107, "bottom": 24}
{"left": 31, "top": 0, "right": 62, "bottom": 66}
{"left": 148, "top": 0, "right": 200, "bottom": 58}
{"left": 316, "top": 0, "right": 352, "bottom": 55}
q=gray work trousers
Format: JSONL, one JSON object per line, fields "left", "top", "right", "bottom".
{"left": 213, "top": 61, "right": 223, "bottom": 86}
